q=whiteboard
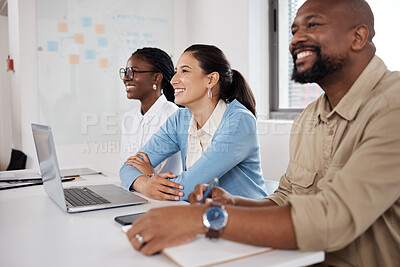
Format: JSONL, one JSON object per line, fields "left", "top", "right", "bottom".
{"left": 36, "top": 0, "right": 174, "bottom": 144}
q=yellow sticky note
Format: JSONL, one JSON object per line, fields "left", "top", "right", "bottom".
{"left": 69, "top": 54, "right": 79, "bottom": 64}
{"left": 95, "top": 24, "right": 105, "bottom": 34}
{"left": 99, "top": 58, "right": 109, "bottom": 68}
{"left": 74, "top": 34, "right": 84, "bottom": 44}
{"left": 57, "top": 22, "right": 68, "bottom": 32}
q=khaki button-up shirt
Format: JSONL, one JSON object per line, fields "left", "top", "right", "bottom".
{"left": 267, "top": 56, "right": 400, "bottom": 267}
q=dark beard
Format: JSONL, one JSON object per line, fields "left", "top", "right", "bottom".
{"left": 291, "top": 46, "right": 349, "bottom": 84}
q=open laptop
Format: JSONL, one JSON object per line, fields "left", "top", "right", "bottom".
{"left": 31, "top": 123, "right": 147, "bottom": 213}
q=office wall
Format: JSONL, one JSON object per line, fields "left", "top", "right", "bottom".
{"left": 173, "top": 0, "right": 187, "bottom": 64}
{"left": 0, "top": 15, "right": 12, "bottom": 170}
{"left": 258, "top": 120, "right": 291, "bottom": 180}
{"left": 8, "top": 0, "right": 39, "bottom": 169}
{"left": 9, "top": 0, "right": 291, "bottom": 180}
{"left": 185, "top": 0, "right": 249, "bottom": 78}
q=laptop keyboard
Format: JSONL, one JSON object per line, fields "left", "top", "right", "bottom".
{"left": 64, "top": 187, "right": 111, "bottom": 207}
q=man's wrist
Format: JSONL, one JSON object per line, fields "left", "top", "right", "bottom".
{"left": 231, "top": 196, "right": 239, "bottom": 206}
{"left": 232, "top": 196, "right": 246, "bottom": 206}
{"left": 190, "top": 205, "right": 208, "bottom": 235}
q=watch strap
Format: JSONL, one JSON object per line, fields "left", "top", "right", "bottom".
{"left": 206, "top": 228, "right": 221, "bottom": 239}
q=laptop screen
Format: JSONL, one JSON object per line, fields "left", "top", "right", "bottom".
{"left": 32, "top": 123, "right": 67, "bottom": 211}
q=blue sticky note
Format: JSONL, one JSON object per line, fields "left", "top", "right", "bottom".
{"left": 98, "top": 37, "right": 108, "bottom": 47}
{"left": 47, "top": 41, "right": 58, "bottom": 52}
{"left": 85, "top": 49, "right": 95, "bottom": 60}
{"left": 82, "top": 17, "right": 92, "bottom": 27}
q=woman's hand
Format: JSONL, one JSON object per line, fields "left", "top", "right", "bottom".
{"left": 125, "top": 152, "right": 155, "bottom": 176}
{"left": 127, "top": 205, "right": 205, "bottom": 255}
{"left": 188, "top": 183, "right": 237, "bottom": 205}
{"left": 132, "top": 172, "right": 184, "bottom": 201}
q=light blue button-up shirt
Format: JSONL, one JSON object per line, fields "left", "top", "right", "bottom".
{"left": 120, "top": 99, "right": 268, "bottom": 201}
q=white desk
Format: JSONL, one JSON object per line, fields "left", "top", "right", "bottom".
{"left": 0, "top": 172, "right": 324, "bottom": 267}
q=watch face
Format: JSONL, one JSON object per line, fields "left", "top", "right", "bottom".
{"left": 204, "top": 207, "right": 228, "bottom": 230}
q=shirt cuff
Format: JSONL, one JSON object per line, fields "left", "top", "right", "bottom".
{"left": 265, "top": 193, "right": 288, "bottom": 206}
{"left": 119, "top": 164, "right": 142, "bottom": 191}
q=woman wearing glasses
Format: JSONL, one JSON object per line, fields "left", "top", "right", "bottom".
{"left": 119, "top": 47, "right": 182, "bottom": 180}
{"left": 120, "top": 44, "right": 268, "bottom": 201}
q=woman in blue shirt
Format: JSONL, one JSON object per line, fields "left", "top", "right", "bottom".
{"left": 120, "top": 44, "right": 267, "bottom": 201}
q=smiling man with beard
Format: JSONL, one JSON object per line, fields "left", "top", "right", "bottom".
{"left": 291, "top": 45, "right": 349, "bottom": 84}
{"left": 125, "top": 1, "right": 400, "bottom": 266}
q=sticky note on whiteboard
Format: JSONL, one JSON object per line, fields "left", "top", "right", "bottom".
{"left": 69, "top": 54, "right": 79, "bottom": 64}
{"left": 47, "top": 41, "right": 58, "bottom": 52}
{"left": 57, "top": 22, "right": 68, "bottom": 32}
{"left": 98, "top": 37, "right": 108, "bottom": 47}
{"left": 82, "top": 17, "right": 92, "bottom": 27}
{"left": 85, "top": 49, "right": 95, "bottom": 60}
{"left": 99, "top": 58, "right": 109, "bottom": 68}
{"left": 74, "top": 34, "right": 84, "bottom": 44}
{"left": 95, "top": 24, "right": 105, "bottom": 34}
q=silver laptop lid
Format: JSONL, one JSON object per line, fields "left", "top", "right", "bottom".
{"left": 32, "top": 123, "right": 67, "bottom": 212}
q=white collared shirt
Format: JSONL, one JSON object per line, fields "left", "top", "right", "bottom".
{"left": 186, "top": 99, "right": 228, "bottom": 169}
{"left": 120, "top": 94, "right": 182, "bottom": 174}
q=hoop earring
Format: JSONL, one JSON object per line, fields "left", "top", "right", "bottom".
{"left": 207, "top": 88, "right": 213, "bottom": 100}
{"left": 153, "top": 84, "right": 157, "bottom": 91}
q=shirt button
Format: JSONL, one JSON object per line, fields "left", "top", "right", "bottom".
{"left": 328, "top": 129, "right": 334, "bottom": 136}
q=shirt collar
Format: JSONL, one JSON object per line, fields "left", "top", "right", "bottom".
{"left": 318, "top": 56, "right": 387, "bottom": 122}
{"left": 188, "top": 99, "right": 228, "bottom": 137}
{"left": 317, "top": 94, "right": 331, "bottom": 124}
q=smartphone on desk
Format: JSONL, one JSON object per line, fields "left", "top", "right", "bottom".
{"left": 115, "top": 212, "right": 145, "bottom": 225}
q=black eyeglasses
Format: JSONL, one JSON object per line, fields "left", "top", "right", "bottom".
{"left": 119, "top": 67, "right": 157, "bottom": 80}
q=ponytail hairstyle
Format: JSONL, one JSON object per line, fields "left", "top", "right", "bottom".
{"left": 132, "top": 47, "right": 175, "bottom": 103}
{"left": 184, "top": 44, "right": 256, "bottom": 116}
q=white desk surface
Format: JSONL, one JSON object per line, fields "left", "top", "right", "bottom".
{"left": 0, "top": 172, "right": 324, "bottom": 267}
